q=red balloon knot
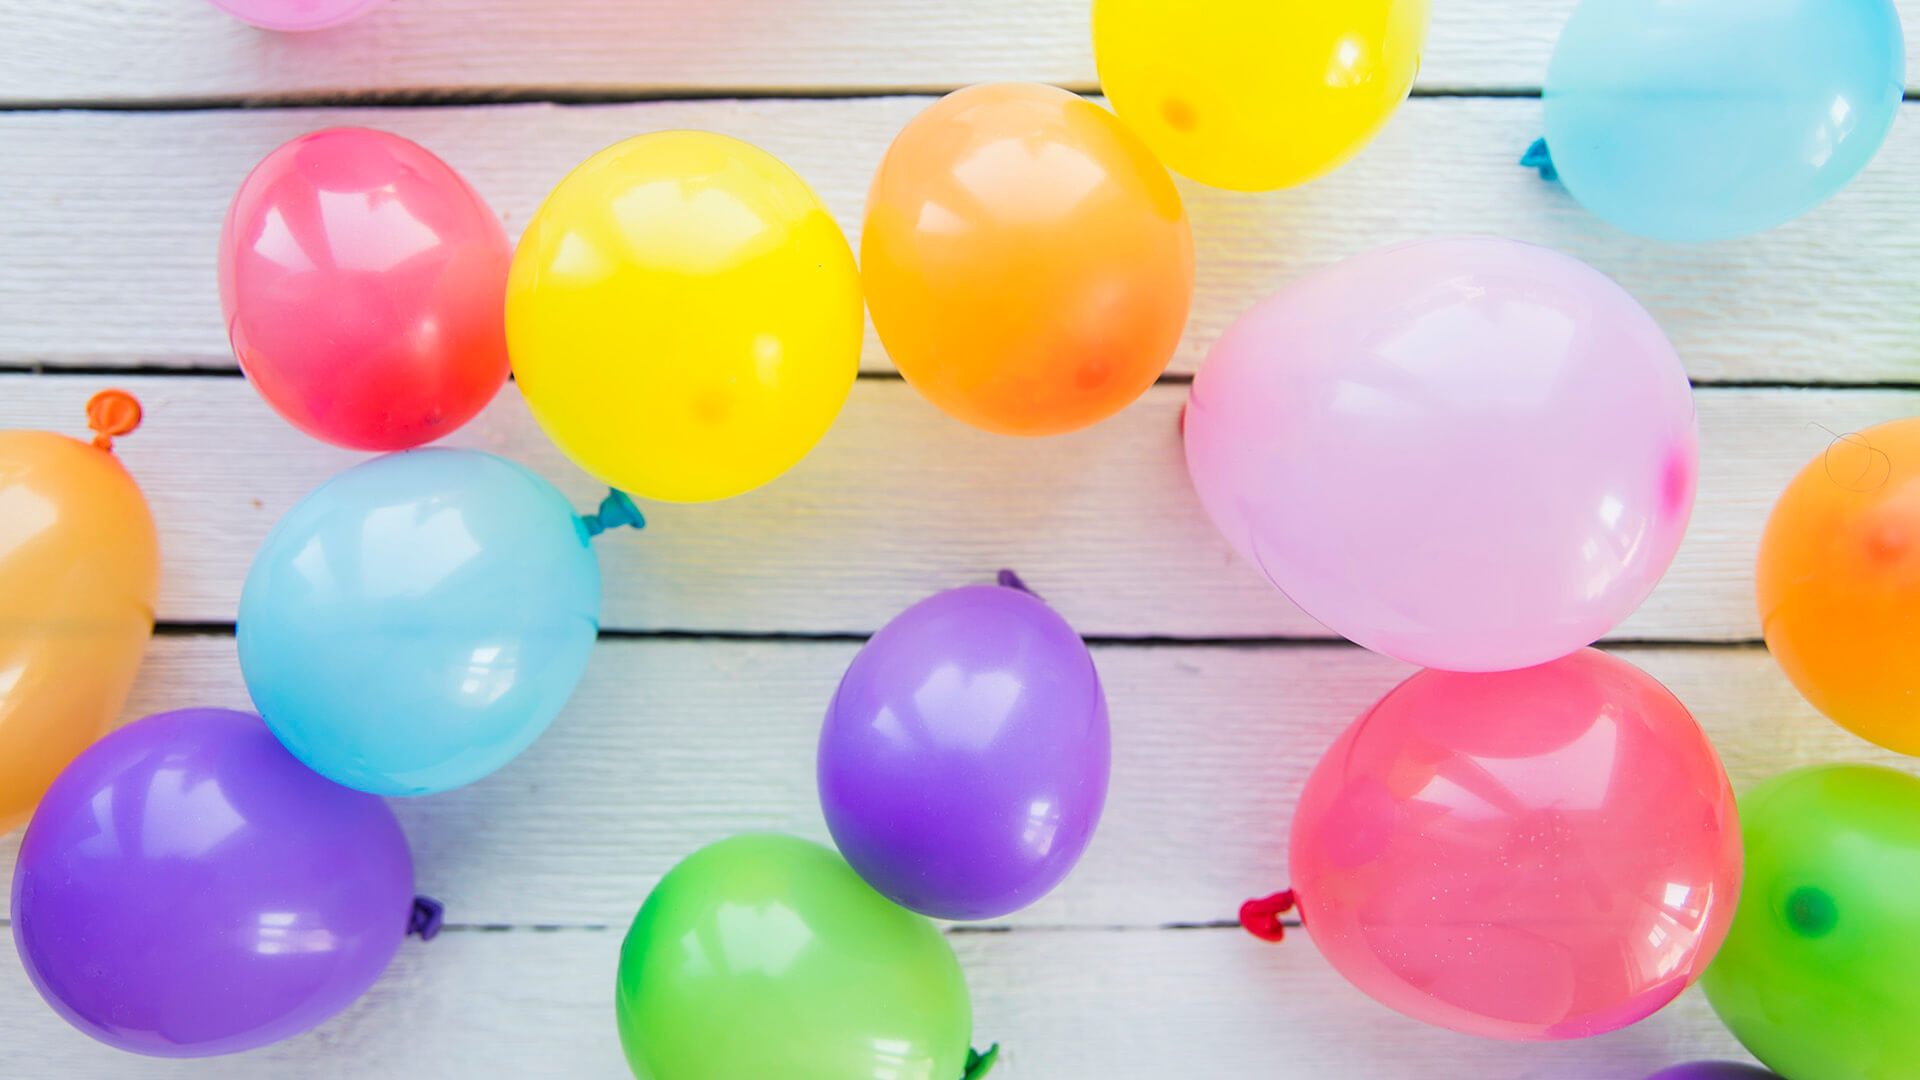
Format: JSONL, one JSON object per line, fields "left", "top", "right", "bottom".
{"left": 1238, "top": 889, "right": 1296, "bottom": 943}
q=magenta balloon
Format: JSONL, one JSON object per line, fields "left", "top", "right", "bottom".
{"left": 1184, "top": 236, "right": 1696, "bottom": 672}
{"left": 206, "top": 0, "right": 384, "bottom": 31}
{"left": 1286, "top": 649, "right": 1741, "bottom": 1040}
{"left": 10, "top": 707, "right": 416, "bottom": 1057}
{"left": 819, "top": 582, "right": 1110, "bottom": 920}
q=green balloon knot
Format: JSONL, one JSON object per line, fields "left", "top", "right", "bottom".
{"left": 963, "top": 1043, "right": 1000, "bottom": 1080}
{"left": 1785, "top": 886, "right": 1838, "bottom": 938}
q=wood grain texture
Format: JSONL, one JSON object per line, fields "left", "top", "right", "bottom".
{"left": 3, "top": 635, "right": 1911, "bottom": 930}
{"left": 3, "top": 0, "right": 1917, "bottom": 103}
{"left": 4, "top": 98, "right": 1917, "bottom": 383}
{"left": 0, "top": 374, "right": 1911, "bottom": 641}
{"left": 0, "top": 924, "right": 1762, "bottom": 1078}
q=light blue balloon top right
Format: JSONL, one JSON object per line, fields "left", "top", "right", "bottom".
{"left": 1543, "top": 0, "right": 1906, "bottom": 243}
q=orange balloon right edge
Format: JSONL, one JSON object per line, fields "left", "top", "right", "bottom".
{"left": 1757, "top": 419, "right": 1920, "bottom": 758}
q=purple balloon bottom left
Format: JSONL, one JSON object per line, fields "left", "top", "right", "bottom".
{"left": 10, "top": 707, "right": 416, "bottom": 1057}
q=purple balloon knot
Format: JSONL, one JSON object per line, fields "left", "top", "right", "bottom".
{"left": 581, "top": 490, "right": 645, "bottom": 539}
{"left": 1520, "top": 137, "right": 1559, "bottom": 182}
{"left": 963, "top": 1044, "right": 1000, "bottom": 1079}
{"left": 407, "top": 896, "right": 445, "bottom": 941}
{"left": 995, "top": 569, "right": 1035, "bottom": 596}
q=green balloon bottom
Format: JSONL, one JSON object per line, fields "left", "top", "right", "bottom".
{"left": 616, "top": 833, "right": 986, "bottom": 1079}
{"left": 1702, "top": 765, "right": 1920, "bottom": 1079}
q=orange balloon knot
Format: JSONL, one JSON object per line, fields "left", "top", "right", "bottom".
{"left": 407, "top": 896, "right": 445, "bottom": 941}
{"left": 580, "top": 489, "right": 646, "bottom": 539}
{"left": 995, "top": 569, "right": 1037, "bottom": 597}
{"left": 85, "top": 389, "right": 143, "bottom": 452}
{"left": 1239, "top": 889, "right": 1296, "bottom": 943}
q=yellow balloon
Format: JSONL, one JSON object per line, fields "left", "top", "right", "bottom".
{"left": 507, "top": 132, "right": 863, "bottom": 503}
{"left": 1092, "top": 0, "right": 1430, "bottom": 191}
{"left": 1, "top": 391, "right": 158, "bottom": 833}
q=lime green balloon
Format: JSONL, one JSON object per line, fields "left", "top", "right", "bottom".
{"left": 616, "top": 833, "right": 988, "bottom": 1080}
{"left": 1702, "top": 765, "right": 1920, "bottom": 1079}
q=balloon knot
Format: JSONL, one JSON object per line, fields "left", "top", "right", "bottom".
{"left": 581, "top": 490, "right": 646, "bottom": 538}
{"left": 85, "top": 389, "right": 142, "bottom": 452}
{"left": 1238, "top": 889, "right": 1295, "bottom": 944}
{"left": 408, "top": 895, "right": 445, "bottom": 941}
{"left": 1520, "top": 138, "right": 1558, "bottom": 182}
{"left": 963, "top": 1043, "right": 1000, "bottom": 1080}
{"left": 995, "top": 569, "right": 1037, "bottom": 597}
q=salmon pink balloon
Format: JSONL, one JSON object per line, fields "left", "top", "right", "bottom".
{"left": 220, "top": 127, "right": 511, "bottom": 450}
{"left": 1184, "top": 237, "right": 1697, "bottom": 672}
{"left": 206, "top": 0, "right": 384, "bottom": 31}
{"left": 1280, "top": 649, "right": 1741, "bottom": 1040}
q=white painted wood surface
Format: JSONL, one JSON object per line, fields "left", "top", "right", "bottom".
{"left": 4, "top": 0, "right": 1915, "bottom": 1075}
{"left": 7, "top": 0, "right": 1914, "bottom": 104}
{"left": 4, "top": 98, "right": 1918, "bottom": 383}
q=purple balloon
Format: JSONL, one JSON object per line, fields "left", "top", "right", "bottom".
{"left": 819, "top": 580, "right": 1109, "bottom": 920}
{"left": 11, "top": 707, "right": 417, "bottom": 1057}
{"left": 1645, "top": 1065, "right": 1778, "bottom": 1080}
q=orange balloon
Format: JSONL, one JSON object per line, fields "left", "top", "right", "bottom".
{"left": 1758, "top": 418, "right": 1920, "bottom": 756}
{"left": 0, "top": 391, "right": 159, "bottom": 832}
{"left": 862, "top": 83, "right": 1194, "bottom": 436}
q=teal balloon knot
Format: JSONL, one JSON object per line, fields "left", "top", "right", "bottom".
{"left": 962, "top": 1044, "right": 1000, "bottom": 1080}
{"left": 1520, "top": 138, "right": 1559, "bottom": 182}
{"left": 580, "top": 490, "right": 645, "bottom": 538}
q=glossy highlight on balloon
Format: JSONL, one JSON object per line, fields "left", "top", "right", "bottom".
{"left": 11, "top": 707, "right": 416, "bottom": 1057}
{"left": 220, "top": 127, "right": 511, "bottom": 450}
{"left": 0, "top": 390, "right": 158, "bottom": 834}
{"left": 862, "top": 83, "right": 1193, "bottom": 436}
{"left": 1184, "top": 237, "right": 1697, "bottom": 672}
{"left": 508, "top": 131, "right": 862, "bottom": 503}
{"left": 616, "top": 834, "right": 984, "bottom": 1080}
{"left": 1093, "top": 0, "right": 1431, "bottom": 191}
{"left": 1757, "top": 419, "right": 1920, "bottom": 756}
{"left": 1541, "top": 0, "right": 1905, "bottom": 242}
{"left": 206, "top": 0, "right": 384, "bottom": 31}
{"left": 1283, "top": 649, "right": 1742, "bottom": 1040}
{"left": 820, "top": 579, "right": 1109, "bottom": 920}
{"left": 238, "top": 449, "right": 624, "bottom": 796}
{"left": 1703, "top": 766, "right": 1920, "bottom": 1078}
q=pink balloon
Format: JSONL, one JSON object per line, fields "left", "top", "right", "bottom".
{"left": 219, "top": 128, "right": 511, "bottom": 450}
{"left": 206, "top": 0, "right": 384, "bottom": 31}
{"left": 1183, "top": 237, "right": 1696, "bottom": 672}
{"left": 1281, "top": 649, "right": 1741, "bottom": 1041}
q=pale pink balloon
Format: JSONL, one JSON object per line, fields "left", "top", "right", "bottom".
{"left": 1285, "top": 649, "right": 1742, "bottom": 1041}
{"left": 1183, "top": 236, "right": 1696, "bottom": 672}
{"left": 207, "top": 0, "right": 384, "bottom": 31}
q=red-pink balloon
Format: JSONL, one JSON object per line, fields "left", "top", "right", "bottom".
{"left": 206, "top": 0, "right": 384, "bottom": 32}
{"left": 1284, "top": 649, "right": 1741, "bottom": 1040}
{"left": 219, "top": 127, "right": 511, "bottom": 451}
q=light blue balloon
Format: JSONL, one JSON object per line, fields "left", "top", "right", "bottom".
{"left": 238, "top": 449, "right": 639, "bottom": 796}
{"left": 1538, "top": 0, "right": 1904, "bottom": 242}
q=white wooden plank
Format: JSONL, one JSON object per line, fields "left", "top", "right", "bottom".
{"left": 0, "top": 917, "right": 1760, "bottom": 1077}
{"left": 4, "top": 98, "right": 1917, "bottom": 384}
{"left": 3, "top": 0, "right": 1916, "bottom": 103}
{"left": 0, "top": 374, "right": 1911, "bottom": 641}
{"left": 4, "top": 635, "right": 1910, "bottom": 930}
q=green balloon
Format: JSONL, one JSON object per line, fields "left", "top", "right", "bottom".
{"left": 616, "top": 833, "right": 991, "bottom": 1080}
{"left": 1703, "top": 765, "right": 1920, "bottom": 1079}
